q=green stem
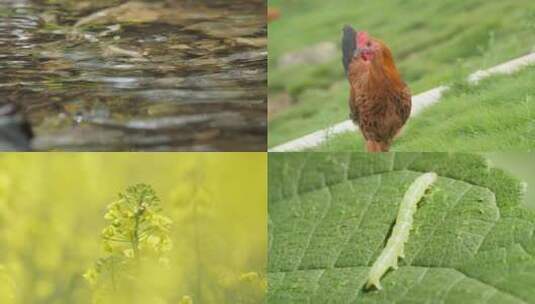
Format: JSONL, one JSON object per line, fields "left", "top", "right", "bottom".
{"left": 131, "top": 197, "right": 144, "bottom": 263}
{"left": 132, "top": 215, "right": 140, "bottom": 262}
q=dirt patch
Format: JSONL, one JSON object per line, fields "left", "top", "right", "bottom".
{"left": 268, "top": 92, "right": 294, "bottom": 120}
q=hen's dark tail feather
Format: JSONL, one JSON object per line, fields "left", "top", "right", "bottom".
{"left": 342, "top": 25, "right": 357, "bottom": 75}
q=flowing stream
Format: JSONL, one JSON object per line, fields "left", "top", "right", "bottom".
{"left": 0, "top": 0, "right": 266, "bottom": 151}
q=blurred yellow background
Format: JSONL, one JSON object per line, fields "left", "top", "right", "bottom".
{"left": 0, "top": 153, "right": 266, "bottom": 304}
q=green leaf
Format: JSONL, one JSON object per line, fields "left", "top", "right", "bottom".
{"left": 268, "top": 153, "right": 535, "bottom": 303}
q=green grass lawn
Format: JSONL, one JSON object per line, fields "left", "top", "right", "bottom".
{"left": 268, "top": 0, "right": 535, "bottom": 147}
{"left": 312, "top": 65, "right": 535, "bottom": 151}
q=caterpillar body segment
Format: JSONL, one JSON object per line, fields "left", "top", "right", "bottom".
{"left": 365, "top": 172, "right": 438, "bottom": 290}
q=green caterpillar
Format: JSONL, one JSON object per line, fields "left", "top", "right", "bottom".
{"left": 366, "top": 172, "right": 437, "bottom": 290}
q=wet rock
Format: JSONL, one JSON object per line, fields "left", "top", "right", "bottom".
{"left": 231, "top": 37, "right": 267, "bottom": 48}
{"left": 102, "top": 44, "right": 146, "bottom": 58}
{"left": 39, "top": 11, "right": 58, "bottom": 24}
{"left": 0, "top": 104, "right": 33, "bottom": 151}
{"left": 74, "top": 2, "right": 164, "bottom": 27}
{"left": 169, "top": 44, "right": 191, "bottom": 51}
{"left": 97, "top": 24, "right": 121, "bottom": 37}
{"left": 184, "top": 21, "right": 260, "bottom": 38}
{"left": 74, "top": 1, "right": 223, "bottom": 28}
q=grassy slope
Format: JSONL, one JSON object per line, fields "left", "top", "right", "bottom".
{"left": 268, "top": 0, "right": 535, "bottom": 146}
{"left": 312, "top": 65, "right": 535, "bottom": 151}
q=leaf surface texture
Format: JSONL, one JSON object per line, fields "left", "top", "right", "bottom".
{"left": 268, "top": 153, "right": 535, "bottom": 304}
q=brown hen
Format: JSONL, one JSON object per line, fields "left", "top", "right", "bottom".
{"left": 268, "top": 7, "right": 280, "bottom": 23}
{"left": 342, "top": 26, "right": 411, "bottom": 152}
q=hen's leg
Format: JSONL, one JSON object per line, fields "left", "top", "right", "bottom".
{"left": 366, "top": 140, "right": 390, "bottom": 152}
{"left": 379, "top": 142, "right": 390, "bottom": 152}
{"left": 366, "top": 140, "right": 380, "bottom": 152}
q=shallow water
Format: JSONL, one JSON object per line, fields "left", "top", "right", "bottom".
{"left": 0, "top": 0, "right": 266, "bottom": 151}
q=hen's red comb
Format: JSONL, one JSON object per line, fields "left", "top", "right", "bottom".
{"left": 357, "top": 31, "right": 369, "bottom": 47}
